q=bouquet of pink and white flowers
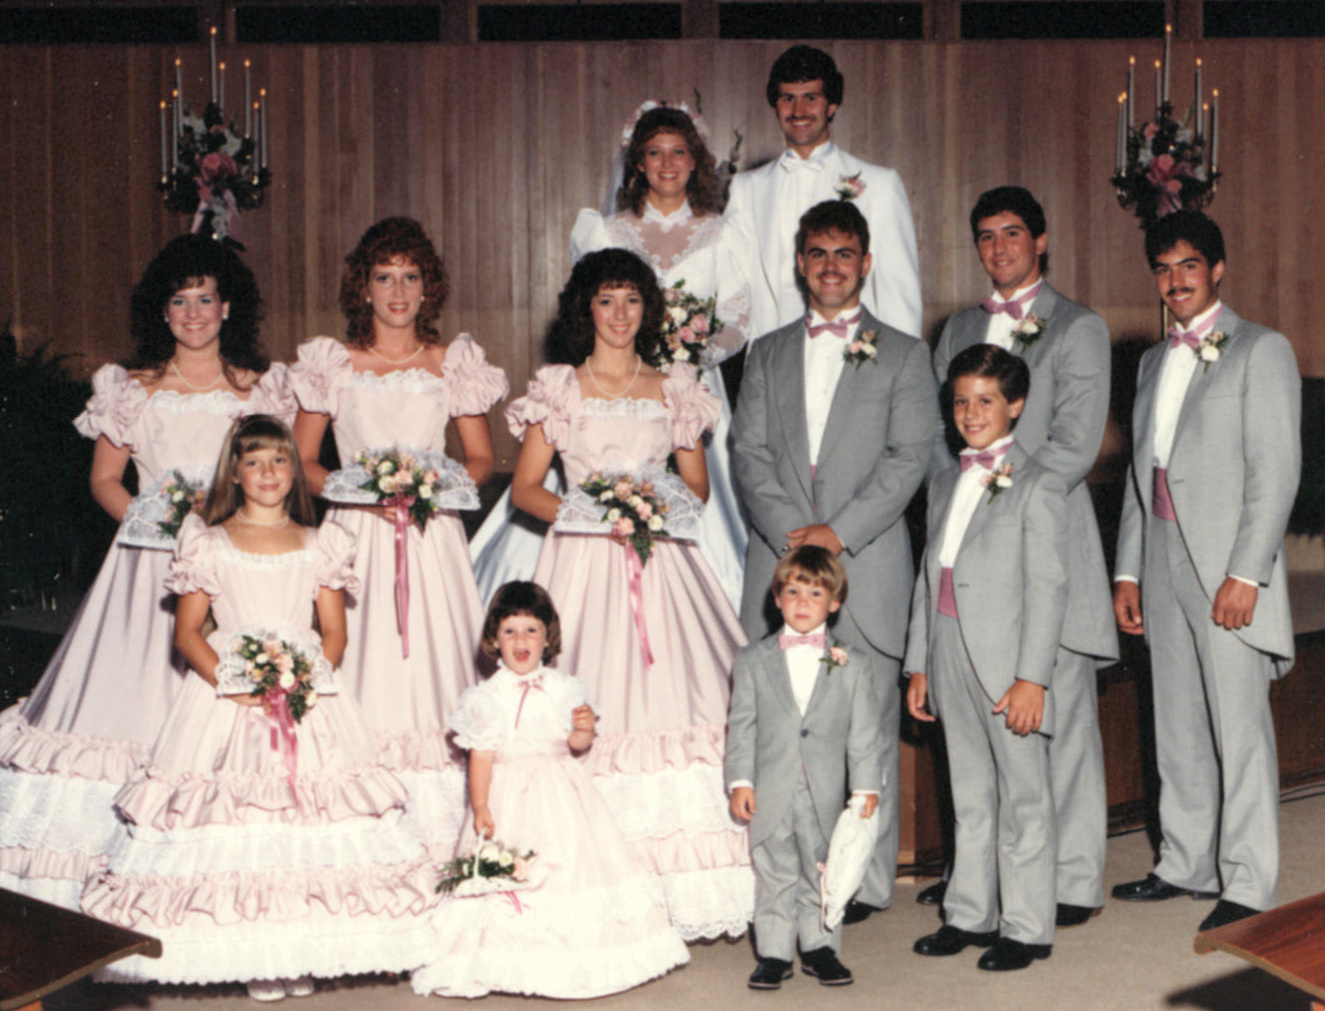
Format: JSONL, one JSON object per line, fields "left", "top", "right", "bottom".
{"left": 156, "top": 470, "right": 208, "bottom": 539}
{"left": 437, "top": 839, "right": 538, "bottom": 897}
{"left": 225, "top": 632, "right": 322, "bottom": 723}
{"left": 355, "top": 449, "right": 446, "bottom": 531}
{"left": 654, "top": 280, "right": 724, "bottom": 371}
{"left": 580, "top": 472, "right": 671, "bottom": 566}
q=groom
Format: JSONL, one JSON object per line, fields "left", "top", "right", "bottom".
{"left": 725, "top": 44, "right": 921, "bottom": 343}
{"left": 732, "top": 199, "right": 939, "bottom": 921}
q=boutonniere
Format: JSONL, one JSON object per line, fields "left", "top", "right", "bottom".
{"left": 1197, "top": 330, "right": 1228, "bottom": 371}
{"left": 843, "top": 330, "right": 879, "bottom": 369}
{"left": 1012, "top": 314, "right": 1048, "bottom": 350}
{"left": 834, "top": 172, "right": 865, "bottom": 201}
{"left": 821, "top": 645, "right": 849, "bottom": 672}
{"left": 980, "top": 462, "right": 1014, "bottom": 502}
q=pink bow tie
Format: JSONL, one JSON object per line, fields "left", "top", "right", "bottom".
{"left": 1168, "top": 319, "right": 1213, "bottom": 351}
{"left": 980, "top": 282, "right": 1041, "bottom": 322}
{"left": 514, "top": 673, "right": 545, "bottom": 728}
{"left": 806, "top": 310, "right": 861, "bottom": 340}
{"left": 779, "top": 631, "right": 826, "bottom": 650}
{"left": 960, "top": 445, "right": 1010, "bottom": 472}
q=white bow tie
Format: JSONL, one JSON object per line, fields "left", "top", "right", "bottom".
{"left": 779, "top": 150, "right": 824, "bottom": 173}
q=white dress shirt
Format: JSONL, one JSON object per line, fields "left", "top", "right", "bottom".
{"left": 803, "top": 309, "right": 860, "bottom": 465}
{"left": 982, "top": 280, "right": 1044, "bottom": 351}
{"left": 939, "top": 434, "right": 1015, "bottom": 566}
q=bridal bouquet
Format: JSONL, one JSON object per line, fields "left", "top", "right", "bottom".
{"left": 220, "top": 632, "right": 323, "bottom": 722}
{"left": 654, "top": 281, "right": 724, "bottom": 371}
{"left": 580, "top": 472, "right": 671, "bottom": 566}
{"left": 437, "top": 840, "right": 538, "bottom": 897}
{"left": 355, "top": 449, "right": 446, "bottom": 531}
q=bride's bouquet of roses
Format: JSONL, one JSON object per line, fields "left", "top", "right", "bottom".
{"left": 437, "top": 839, "right": 538, "bottom": 897}
{"left": 581, "top": 472, "right": 671, "bottom": 566}
{"left": 653, "top": 280, "right": 724, "bottom": 371}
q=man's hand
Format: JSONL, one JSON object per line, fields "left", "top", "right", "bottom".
{"left": 730, "top": 786, "right": 756, "bottom": 822}
{"left": 906, "top": 673, "right": 936, "bottom": 723}
{"left": 786, "top": 524, "right": 843, "bottom": 554}
{"left": 1113, "top": 581, "right": 1145, "bottom": 636}
{"left": 992, "top": 679, "right": 1045, "bottom": 736}
{"left": 1212, "top": 577, "right": 1258, "bottom": 631}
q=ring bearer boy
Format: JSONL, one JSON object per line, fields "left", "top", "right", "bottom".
{"left": 907, "top": 345, "right": 1067, "bottom": 971}
{"left": 727, "top": 546, "right": 885, "bottom": 989}
{"left": 930, "top": 187, "right": 1118, "bottom": 926}
{"left": 732, "top": 200, "right": 939, "bottom": 923}
{"left": 725, "top": 44, "right": 922, "bottom": 341}
{"left": 1111, "top": 211, "right": 1300, "bottom": 931}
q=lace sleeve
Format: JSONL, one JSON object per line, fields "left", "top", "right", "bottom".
{"left": 73, "top": 364, "right": 147, "bottom": 448}
{"left": 504, "top": 365, "right": 578, "bottom": 450}
{"left": 450, "top": 683, "right": 505, "bottom": 752}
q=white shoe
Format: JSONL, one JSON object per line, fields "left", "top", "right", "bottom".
{"left": 247, "top": 979, "right": 286, "bottom": 1002}
{"left": 283, "top": 976, "right": 315, "bottom": 998}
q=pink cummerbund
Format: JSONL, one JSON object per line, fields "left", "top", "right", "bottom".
{"left": 938, "top": 567, "right": 959, "bottom": 618}
{"left": 1152, "top": 466, "right": 1177, "bottom": 520}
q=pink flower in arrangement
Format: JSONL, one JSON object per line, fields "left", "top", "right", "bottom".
{"left": 512, "top": 857, "right": 529, "bottom": 881}
{"left": 677, "top": 326, "right": 694, "bottom": 344}
{"left": 199, "top": 151, "right": 239, "bottom": 183}
{"left": 637, "top": 501, "right": 654, "bottom": 520}
{"left": 614, "top": 516, "right": 636, "bottom": 538}
{"left": 263, "top": 639, "right": 283, "bottom": 656}
{"left": 1145, "top": 153, "right": 1190, "bottom": 216}
{"left": 613, "top": 479, "right": 634, "bottom": 501}
{"left": 276, "top": 654, "right": 295, "bottom": 675}
{"left": 690, "top": 315, "right": 710, "bottom": 336}
{"left": 1143, "top": 123, "right": 1159, "bottom": 140}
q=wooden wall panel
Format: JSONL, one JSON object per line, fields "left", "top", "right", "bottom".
{"left": 3, "top": 38, "right": 1322, "bottom": 466}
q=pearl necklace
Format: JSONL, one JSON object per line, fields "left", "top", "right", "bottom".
{"left": 366, "top": 342, "right": 426, "bottom": 366}
{"left": 234, "top": 508, "right": 291, "bottom": 528}
{"left": 170, "top": 359, "right": 225, "bottom": 392}
{"left": 585, "top": 354, "right": 642, "bottom": 399}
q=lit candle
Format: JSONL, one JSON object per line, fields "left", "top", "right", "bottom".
{"left": 252, "top": 102, "right": 260, "bottom": 171}
{"left": 1154, "top": 60, "right": 1162, "bottom": 119}
{"left": 1195, "top": 58, "right": 1203, "bottom": 133}
{"left": 1116, "top": 94, "right": 1127, "bottom": 176}
{"left": 218, "top": 62, "right": 225, "bottom": 114}
{"left": 244, "top": 60, "right": 252, "bottom": 136}
{"left": 1201, "top": 102, "right": 1210, "bottom": 153}
{"left": 1160, "top": 24, "right": 1171, "bottom": 106}
{"left": 1210, "top": 89, "right": 1219, "bottom": 174}
{"left": 1127, "top": 55, "right": 1136, "bottom": 129}
{"left": 174, "top": 57, "right": 183, "bottom": 107}
{"left": 260, "top": 88, "right": 268, "bottom": 169}
{"left": 160, "top": 100, "right": 168, "bottom": 176}
{"left": 209, "top": 27, "right": 218, "bottom": 104}
{"left": 173, "top": 87, "right": 181, "bottom": 140}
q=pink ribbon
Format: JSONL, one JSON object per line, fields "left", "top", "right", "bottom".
{"left": 190, "top": 189, "right": 241, "bottom": 241}
{"left": 265, "top": 691, "right": 299, "bottom": 792}
{"left": 624, "top": 545, "right": 655, "bottom": 668}
{"left": 502, "top": 890, "right": 525, "bottom": 915}
{"left": 514, "top": 674, "right": 545, "bottom": 728}
{"left": 389, "top": 496, "right": 415, "bottom": 658}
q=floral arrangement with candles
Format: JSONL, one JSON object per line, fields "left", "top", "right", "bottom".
{"left": 1112, "top": 110, "right": 1215, "bottom": 227}
{"left": 160, "top": 101, "right": 270, "bottom": 246}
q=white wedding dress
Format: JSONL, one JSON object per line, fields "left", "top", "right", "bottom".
{"left": 470, "top": 200, "right": 750, "bottom": 610}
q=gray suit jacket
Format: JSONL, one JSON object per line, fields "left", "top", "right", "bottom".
{"left": 725, "top": 635, "right": 886, "bottom": 848}
{"left": 732, "top": 310, "right": 940, "bottom": 656}
{"left": 933, "top": 283, "right": 1117, "bottom": 664}
{"left": 903, "top": 444, "right": 1069, "bottom": 734}
{"left": 1115, "top": 304, "right": 1300, "bottom": 672}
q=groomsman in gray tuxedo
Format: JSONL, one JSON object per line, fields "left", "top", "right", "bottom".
{"left": 931, "top": 187, "right": 1118, "bottom": 927}
{"left": 732, "top": 199, "right": 940, "bottom": 923}
{"left": 1112, "top": 211, "right": 1300, "bottom": 931}
{"left": 725, "top": 44, "right": 921, "bottom": 343}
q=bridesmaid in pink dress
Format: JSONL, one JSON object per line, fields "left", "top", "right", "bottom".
{"left": 291, "top": 218, "right": 508, "bottom": 858}
{"left": 0, "top": 235, "right": 293, "bottom": 910}
{"left": 507, "top": 249, "right": 753, "bottom": 940}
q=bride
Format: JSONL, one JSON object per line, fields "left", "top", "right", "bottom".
{"left": 471, "top": 102, "right": 750, "bottom": 611}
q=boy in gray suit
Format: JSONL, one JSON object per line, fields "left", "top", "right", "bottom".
{"left": 906, "top": 345, "right": 1068, "bottom": 971}
{"left": 726, "top": 547, "right": 885, "bottom": 990}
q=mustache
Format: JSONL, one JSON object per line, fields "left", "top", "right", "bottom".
{"left": 1166, "top": 286, "right": 1195, "bottom": 298}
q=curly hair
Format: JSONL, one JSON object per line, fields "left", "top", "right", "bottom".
{"left": 204, "top": 415, "right": 317, "bottom": 527}
{"left": 480, "top": 581, "right": 562, "bottom": 665}
{"left": 545, "top": 249, "right": 664, "bottom": 367}
{"left": 766, "top": 44, "right": 844, "bottom": 108}
{"left": 339, "top": 217, "right": 449, "bottom": 349}
{"left": 127, "top": 234, "right": 268, "bottom": 381}
{"left": 616, "top": 106, "right": 721, "bottom": 218}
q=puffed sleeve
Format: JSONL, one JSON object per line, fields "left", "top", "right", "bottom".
{"left": 662, "top": 363, "right": 721, "bottom": 450}
{"left": 313, "top": 520, "right": 361, "bottom": 595}
{"left": 246, "top": 362, "right": 299, "bottom": 428}
{"left": 287, "top": 337, "right": 353, "bottom": 416}
{"left": 73, "top": 364, "right": 148, "bottom": 448}
{"left": 450, "top": 683, "right": 505, "bottom": 752}
{"left": 164, "top": 514, "right": 223, "bottom": 597}
{"left": 504, "top": 364, "right": 578, "bottom": 451}
{"left": 569, "top": 208, "right": 610, "bottom": 264}
{"left": 442, "top": 334, "right": 510, "bottom": 417}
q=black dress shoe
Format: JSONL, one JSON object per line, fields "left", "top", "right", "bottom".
{"left": 1198, "top": 899, "right": 1261, "bottom": 932}
{"left": 1055, "top": 902, "right": 1101, "bottom": 927}
{"left": 913, "top": 924, "right": 1000, "bottom": 956}
{"left": 1111, "top": 873, "right": 1220, "bottom": 902}
{"left": 800, "top": 947, "right": 853, "bottom": 986}
{"left": 916, "top": 880, "right": 947, "bottom": 906}
{"left": 747, "top": 958, "right": 794, "bottom": 990}
{"left": 977, "top": 938, "right": 1052, "bottom": 971}
{"left": 842, "top": 899, "right": 884, "bottom": 924}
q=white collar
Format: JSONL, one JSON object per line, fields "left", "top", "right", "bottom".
{"left": 1174, "top": 299, "right": 1223, "bottom": 336}
{"left": 641, "top": 198, "right": 693, "bottom": 226}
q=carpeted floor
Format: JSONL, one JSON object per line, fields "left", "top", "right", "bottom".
{"left": 44, "top": 786, "right": 1325, "bottom": 1011}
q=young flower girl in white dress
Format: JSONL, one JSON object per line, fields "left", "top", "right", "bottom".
{"left": 411, "top": 581, "right": 688, "bottom": 1000}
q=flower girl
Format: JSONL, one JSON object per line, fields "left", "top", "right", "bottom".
{"left": 411, "top": 581, "right": 688, "bottom": 999}
{"left": 82, "top": 416, "right": 435, "bottom": 1000}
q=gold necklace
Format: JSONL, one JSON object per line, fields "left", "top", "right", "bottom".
{"left": 365, "top": 342, "right": 426, "bottom": 366}
{"left": 585, "top": 354, "right": 642, "bottom": 399}
{"left": 169, "top": 359, "right": 224, "bottom": 392}
{"left": 234, "top": 508, "right": 291, "bottom": 528}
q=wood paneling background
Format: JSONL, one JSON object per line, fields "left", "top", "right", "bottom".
{"left": 2, "top": 38, "right": 1322, "bottom": 466}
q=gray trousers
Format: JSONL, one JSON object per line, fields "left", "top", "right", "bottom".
{"left": 1145, "top": 517, "right": 1279, "bottom": 910}
{"left": 752, "top": 772, "right": 839, "bottom": 960}
{"left": 1049, "top": 646, "right": 1108, "bottom": 908}
{"left": 931, "top": 614, "right": 1056, "bottom": 945}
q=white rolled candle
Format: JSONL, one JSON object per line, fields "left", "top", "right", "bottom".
{"left": 219, "top": 62, "right": 225, "bottom": 114}
{"left": 209, "top": 27, "right": 218, "bottom": 104}
{"left": 1195, "top": 59, "right": 1203, "bottom": 134}
{"left": 244, "top": 61, "right": 252, "bottom": 136}
{"left": 160, "top": 101, "right": 168, "bottom": 176}
{"left": 174, "top": 58, "right": 183, "bottom": 108}
{"left": 1211, "top": 89, "right": 1219, "bottom": 173}
{"left": 173, "top": 88, "right": 181, "bottom": 141}
{"left": 1163, "top": 24, "right": 1172, "bottom": 105}
{"left": 1154, "top": 60, "right": 1162, "bottom": 118}
{"left": 1116, "top": 96, "right": 1126, "bottom": 175}
{"left": 1127, "top": 56, "right": 1135, "bottom": 129}
{"left": 260, "top": 90, "right": 268, "bottom": 168}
